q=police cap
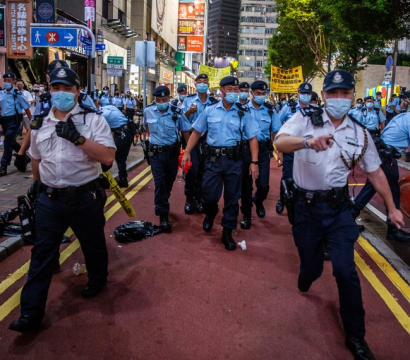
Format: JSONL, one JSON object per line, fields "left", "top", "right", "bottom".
{"left": 103, "top": 86, "right": 109, "bottom": 90}
{"left": 3, "top": 72, "right": 16, "bottom": 79}
{"left": 239, "top": 82, "right": 250, "bottom": 89}
{"left": 376, "top": 91, "right": 382, "bottom": 95}
{"left": 219, "top": 76, "right": 239, "bottom": 87}
{"left": 356, "top": 98, "right": 363, "bottom": 102}
{"left": 250, "top": 80, "right": 268, "bottom": 91}
{"left": 49, "top": 67, "right": 80, "bottom": 87}
{"left": 152, "top": 86, "right": 170, "bottom": 97}
{"left": 311, "top": 91, "right": 318, "bottom": 101}
{"left": 177, "top": 85, "right": 187, "bottom": 93}
{"left": 364, "top": 96, "right": 374, "bottom": 101}
{"left": 298, "top": 82, "right": 312, "bottom": 94}
{"left": 195, "top": 73, "right": 208, "bottom": 81}
{"left": 323, "top": 70, "right": 355, "bottom": 92}
{"left": 47, "top": 60, "right": 69, "bottom": 74}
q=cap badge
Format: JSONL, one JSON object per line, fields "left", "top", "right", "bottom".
{"left": 161, "top": 92, "right": 165, "bottom": 96}
{"left": 263, "top": 85, "right": 266, "bottom": 89}
{"left": 56, "top": 69, "right": 67, "bottom": 78}
{"left": 332, "top": 72, "right": 343, "bottom": 84}
{"left": 304, "top": 84, "right": 309, "bottom": 89}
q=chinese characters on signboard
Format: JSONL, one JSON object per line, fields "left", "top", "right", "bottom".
{"left": 7, "top": 0, "right": 33, "bottom": 59}
{"left": 270, "top": 65, "right": 304, "bottom": 94}
{"left": 177, "top": 0, "right": 205, "bottom": 53}
{"left": 84, "top": 0, "right": 95, "bottom": 22}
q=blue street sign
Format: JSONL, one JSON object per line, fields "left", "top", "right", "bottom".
{"left": 83, "top": 44, "right": 105, "bottom": 51}
{"left": 386, "top": 56, "right": 393, "bottom": 71}
{"left": 30, "top": 27, "right": 78, "bottom": 47}
{"left": 80, "top": 36, "right": 92, "bottom": 45}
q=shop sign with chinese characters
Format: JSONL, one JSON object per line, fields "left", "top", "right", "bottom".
{"left": 7, "top": 0, "right": 33, "bottom": 59}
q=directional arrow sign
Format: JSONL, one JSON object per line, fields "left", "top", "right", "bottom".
{"left": 80, "top": 36, "right": 92, "bottom": 45}
{"left": 83, "top": 44, "right": 105, "bottom": 50}
{"left": 30, "top": 27, "right": 78, "bottom": 47}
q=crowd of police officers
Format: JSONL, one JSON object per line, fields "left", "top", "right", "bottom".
{"left": 2, "top": 63, "right": 410, "bottom": 359}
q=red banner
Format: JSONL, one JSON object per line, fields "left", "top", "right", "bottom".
{"left": 7, "top": 0, "right": 33, "bottom": 59}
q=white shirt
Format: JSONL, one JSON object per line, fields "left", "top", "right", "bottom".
{"left": 276, "top": 110, "right": 381, "bottom": 191}
{"left": 29, "top": 103, "right": 116, "bottom": 188}
{"left": 21, "top": 89, "right": 33, "bottom": 103}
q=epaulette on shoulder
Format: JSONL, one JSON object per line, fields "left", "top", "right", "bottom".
{"left": 205, "top": 99, "right": 219, "bottom": 107}
{"left": 209, "top": 97, "right": 218, "bottom": 104}
{"left": 170, "top": 99, "right": 178, "bottom": 106}
{"left": 264, "top": 102, "right": 274, "bottom": 110}
{"left": 79, "top": 103, "right": 101, "bottom": 114}
{"left": 187, "top": 93, "right": 196, "bottom": 97}
{"left": 170, "top": 105, "right": 183, "bottom": 114}
{"left": 146, "top": 101, "right": 156, "bottom": 108}
{"left": 348, "top": 114, "right": 366, "bottom": 128}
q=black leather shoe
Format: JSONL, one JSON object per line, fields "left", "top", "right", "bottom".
{"left": 358, "top": 224, "right": 366, "bottom": 233}
{"left": 159, "top": 214, "right": 171, "bottom": 232}
{"left": 184, "top": 199, "right": 195, "bottom": 215}
{"left": 203, "top": 216, "right": 214, "bottom": 232}
{"left": 345, "top": 337, "right": 375, "bottom": 360}
{"left": 276, "top": 198, "right": 284, "bottom": 214}
{"left": 221, "top": 228, "right": 236, "bottom": 251}
{"left": 387, "top": 227, "right": 410, "bottom": 242}
{"left": 240, "top": 216, "right": 251, "bottom": 230}
{"left": 0, "top": 166, "right": 7, "bottom": 177}
{"left": 14, "top": 154, "right": 27, "bottom": 172}
{"left": 193, "top": 199, "right": 204, "bottom": 214}
{"left": 252, "top": 197, "right": 265, "bottom": 218}
{"left": 298, "top": 273, "right": 312, "bottom": 293}
{"left": 9, "top": 315, "right": 42, "bottom": 332}
{"left": 117, "top": 178, "right": 128, "bottom": 188}
{"left": 82, "top": 278, "right": 107, "bottom": 298}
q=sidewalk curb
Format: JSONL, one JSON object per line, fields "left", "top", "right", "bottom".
{"left": 398, "top": 159, "right": 410, "bottom": 171}
{"left": 0, "top": 157, "right": 146, "bottom": 264}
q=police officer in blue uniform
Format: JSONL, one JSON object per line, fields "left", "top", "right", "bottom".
{"left": 276, "top": 82, "right": 311, "bottom": 214}
{"left": 124, "top": 91, "right": 136, "bottom": 122}
{"left": 348, "top": 98, "right": 364, "bottom": 119}
{"left": 181, "top": 76, "right": 259, "bottom": 251}
{"left": 356, "top": 96, "right": 386, "bottom": 137}
{"left": 374, "top": 91, "right": 382, "bottom": 110}
{"left": 352, "top": 111, "right": 410, "bottom": 242}
{"left": 8, "top": 67, "right": 116, "bottom": 332}
{"left": 240, "top": 80, "right": 281, "bottom": 229}
{"left": 143, "top": 86, "right": 191, "bottom": 230}
{"left": 0, "top": 72, "right": 32, "bottom": 176}
{"left": 238, "top": 82, "right": 250, "bottom": 104}
{"left": 171, "top": 84, "right": 188, "bottom": 108}
{"left": 101, "top": 105, "right": 134, "bottom": 188}
{"left": 97, "top": 86, "right": 113, "bottom": 107}
{"left": 113, "top": 91, "right": 124, "bottom": 109}
{"left": 275, "top": 69, "right": 404, "bottom": 360}
{"left": 181, "top": 73, "right": 218, "bottom": 215}
{"left": 386, "top": 94, "right": 400, "bottom": 124}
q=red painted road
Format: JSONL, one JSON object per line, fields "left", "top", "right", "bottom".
{"left": 0, "top": 160, "right": 409, "bottom": 359}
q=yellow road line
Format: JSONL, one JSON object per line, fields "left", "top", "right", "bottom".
{"left": 358, "top": 236, "right": 410, "bottom": 303}
{"left": 0, "top": 289, "right": 21, "bottom": 322}
{"left": 348, "top": 183, "right": 365, "bottom": 186}
{"left": 355, "top": 250, "right": 410, "bottom": 335}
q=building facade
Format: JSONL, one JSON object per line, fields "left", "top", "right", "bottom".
{"left": 238, "top": 0, "right": 278, "bottom": 84}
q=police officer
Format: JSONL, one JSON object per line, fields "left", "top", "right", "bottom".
{"left": 123, "top": 91, "right": 136, "bottom": 122}
{"left": 181, "top": 76, "right": 259, "bottom": 251}
{"left": 357, "top": 96, "right": 386, "bottom": 136}
{"left": 240, "top": 80, "right": 281, "bottom": 229}
{"left": 101, "top": 105, "right": 134, "bottom": 188}
{"left": 92, "top": 88, "right": 100, "bottom": 102}
{"left": 181, "top": 73, "right": 218, "bottom": 215}
{"left": 352, "top": 111, "right": 410, "bottom": 242}
{"left": 0, "top": 72, "right": 32, "bottom": 176}
{"left": 386, "top": 93, "right": 400, "bottom": 124}
{"left": 171, "top": 85, "right": 188, "bottom": 108}
{"left": 8, "top": 67, "right": 116, "bottom": 332}
{"left": 309, "top": 91, "right": 320, "bottom": 106}
{"left": 97, "top": 86, "right": 113, "bottom": 107}
{"left": 143, "top": 86, "right": 191, "bottom": 230}
{"left": 348, "top": 98, "right": 363, "bottom": 119}
{"left": 238, "top": 82, "right": 250, "bottom": 104}
{"left": 113, "top": 90, "right": 124, "bottom": 109}
{"left": 374, "top": 91, "right": 382, "bottom": 111}
{"left": 274, "top": 69, "right": 404, "bottom": 359}
{"left": 276, "top": 82, "right": 311, "bottom": 214}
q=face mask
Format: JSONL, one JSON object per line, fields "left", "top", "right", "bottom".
{"left": 103, "top": 91, "right": 108, "bottom": 95}
{"left": 179, "top": 95, "right": 187, "bottom": 101}
{"left": 34, "top": 88, "right": 39, "bottom": 92}
{"left": 39, "top": 87, "right": 44, "bottom": 91}
{"left": 4, "top": 83, "right": 12, "bottom": 90}
{"left": 356, "top": 104, "right": 363, "bottom": 109}
{"left": 224, "top": 92, "right": 239, "bottom": 104}
{"left": 52, "top": 91, "right": 76, "bottom": 111}
{"left": 325, "top": 97, "right": 352, "bottom": 119}
{"left": 282, "top": 101, "right": 287, "bottom": 106}
{"left": 366, "top": 102, "right": 374, "bottom": 109}
{"left": 196, "top": 83, "right": 208, "bottom": 93}
{"left": 156, "top": 102, "right": 169, "bottom": 111}
{"left": 239, "top": 92, "right": 248, "bottom": 100}
{"left": 253, "top": 95, "right": 266, "bottom": 105}
{"left": 299, "top": 94, "right": 311, "bottom": 105}
{"left": 376, "top": 96, "right": 381, "bottom": 100}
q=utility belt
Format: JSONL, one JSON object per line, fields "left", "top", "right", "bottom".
{"left": 111, "top": 124, "right": 131, "bottom": 137}
{"left": 259, "top": 138, "right": 273, "bottom": 152}
{"left": 201, "top": 143, "right": 242, "bottom": 161}
{"left": 0, "top": 113, "right": 23, "bottom": 124}
{"left": 148, "top": 142, "right": 180, "bottom": 157}
{"left": 374, "top": 138, "right": 401, "bottom": 163}
{"left": 367, "top": 129, "right": 381, "bottom": 138}
{"left": 294, "top": 184, "right": 349, "bottom": 208}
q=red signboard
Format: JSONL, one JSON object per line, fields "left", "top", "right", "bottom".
{"left": 7, "top": 0, "right": 33, "bottom": 59}
{"left": 178, "top": 3, "right": 205, "bottom": 19}
{"left": 178, "top": 20, "right": 204, "bottom": 36}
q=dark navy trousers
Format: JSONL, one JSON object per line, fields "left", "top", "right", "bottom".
{"left": 201, "top": 156, "right": 242, "bottom": 230}
{"left": 20, "top": 189, "right": 108, "bottom": 319}
{"left": 113, "top": 131, "right": 134, "bottom": 180}
{"left": 292, "top": 198, "right": 365, "bottom": 339}
{"left": 150, "top": 151, "right": 179, "bottom": 216}
{"left": 1, "top": 116, "right": 21, "bottom": 168}
{"left": 279, "top": 152, "right": 294, "bottom": 202}
{"left": 184, "top": 141, "right": 202, "bottom": 200}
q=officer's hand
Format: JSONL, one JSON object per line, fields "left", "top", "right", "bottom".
{"left": 55, "top": 118, "right": 81, "bottom": 144}
{"left": 388, "top": 208, "right": 405, "bottom": 229}
{"left": 189, "top": 104, "right": 198, "bottom": 114}
{"left": 277, "top": 151, "right": 283, "bottom": 167}
{"left": 306, "top": 135, "right": 333, "bottom": 152}
{"left": 250, "top": 163, "right": 259, "bottom": 181}
{"left": 181, "top": 152, "right": 191, "bottom": 171}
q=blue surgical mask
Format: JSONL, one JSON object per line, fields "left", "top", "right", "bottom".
{"left": 34, "top": 88, "right": 39, "bottom": 92}
{"left": 224, "top": 92, "right": 239, "bottom": 104}
{"left": 325, "top": 97, "right": 352, "bottom": 119}
{"left": 156, "top": 102, "right": 169, "bottom": 111}
{"left": 282, "top": 101, "right": 287, "bottom": 106}
{"left": 356, "top": 104, "right": 363, "bottom": 109}
{"left": 239, "top": 92, "right": 249, "bottom": 100}
{"left": 253, "top": 95, "right": 266, "bottom": 105}
{"left": 299, "top": 94, "right": 311, "bottom": 105}
{"left": 196, "top": 83, "right": 208, "bottom": 93}
{"left": 4, "top": 83, "right": 12, "bottom": 90}
{"left": 179, "top": 95, "right": 187, "bottom": 101}
{"left": 52, "top": 91, "right": 76, "bottom": 111}
{"left": 366, "top": 102, "right": 374, "bottom": 109}
{"left": 103, "top": 91, "right": 108, "bottom": 95}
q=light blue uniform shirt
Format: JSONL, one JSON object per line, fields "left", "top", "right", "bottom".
{"left": 123, "top": 97, "right": 136, "bottom": 108}
{"left": 278, "top": 103, "right": 301, "bottom": 124}
{"left": 80, "top": 92, "right": 96, "bottom": 109}
{"left": 357, "top": 108, "right": 385, "bottom": 130}
{"left": 0, "top": 89, "right": 30, "bottom": 116}
{"left": 248, "top": 101, "right": 281, "bottom": 141}
{"left": 101, "top": 105, "right": 128, "bottom": 129}
{"left": 374, "top": 99, "right": 382, "bottom": 109}
{"left": 112, "top": 96, "right": 124, "bottom": 108}
{"left": 181, "top": 93, "right": 214, "bottom": 124}
{"left": 192, "top": 101, "right": 259, "bottom": 147}
{"left": 381, "top": 113, "right": 410, "bottom": 151}
{"left": 100, "top": 94, "right": 113, "bottom": 106}
{"left": 387, "top": 97, "right": 400, "bottom": 113}
{"left": 348, "top": 107, "right": 363, "bottom": 120}
{"left": 143, "top": 104, "right": 191, "bottom": 146}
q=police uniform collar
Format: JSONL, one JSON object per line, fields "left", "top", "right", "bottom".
{"left": 49, "top": 103, "right": 82, "bottom": 122}
{"left": 248, "top": 100, "right": 264, "bottom": 110}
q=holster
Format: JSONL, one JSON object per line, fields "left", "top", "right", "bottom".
{"left": 281, "top": 179, "right": 295, "bottom": 225}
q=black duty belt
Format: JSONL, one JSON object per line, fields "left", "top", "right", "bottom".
{"left": 202, "top": 144, "right": 241, "bottom": 159}
{"left": 111, "top": 124, "right": 130, "bottom": 134}
{"left": 39, "top": 178, "right": 101, "bottom": 199}
{"left": 258, "top": 138, "right": 272, "bottom": 151}
{"left": 294, "top": 185, "right": 348, "bottom": 204}
{"left": 148, "top": 142, "right": 179, "bottom": 155}
{"left": 0, "top": 114, "right": 23, "bottom": 123}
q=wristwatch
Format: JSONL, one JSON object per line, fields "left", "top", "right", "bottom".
{"left": 251, "top": 160, "right": 259, "bottom": 165}
{"left": 74, "top": 135, "right": 86, "bottom": 146}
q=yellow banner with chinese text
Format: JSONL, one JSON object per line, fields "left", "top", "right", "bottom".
{"left": 270, "top": 66, "right": 304, "bottom": 94}
{"left": 198, "top": 64, "right": 231, "bottom": 89}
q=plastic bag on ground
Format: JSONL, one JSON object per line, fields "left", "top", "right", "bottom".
{"left": 114, "top": 221, "right": 162, "bottom": 243}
